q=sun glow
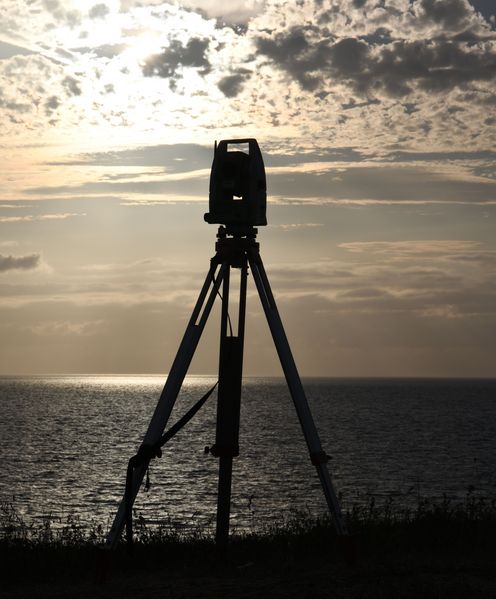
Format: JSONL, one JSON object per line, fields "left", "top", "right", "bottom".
{"left": 122, "top": 36, "right": 163, "bottom": 64}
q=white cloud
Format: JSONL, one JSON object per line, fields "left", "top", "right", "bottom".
{"left": 0, "top": 213, "right": 86, "bottom": 223}
{"left": 29, "top": 319, "right": 105, "bottom": 337}
{"left": 270, "top": 222, "right": 324, "bottom": 231}
{"left": 121, "top": 0, "right": 266, "bottom": 23}
{"left": 338, "top": 240, "right": 485, "bottom": 255}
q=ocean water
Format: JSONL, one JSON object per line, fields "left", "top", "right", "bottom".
{"left": 1, "top": 375, "right": 495, "bottom": 534}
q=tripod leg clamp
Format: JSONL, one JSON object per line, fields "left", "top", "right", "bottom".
{"left": 207, "top": 444, "right": 240, "bottom": 458}
{"left": 135, "top": 443, "right": 162, "bottom": 463}
{"left": 310, "top": 451, "right": 330, "bottom": 466}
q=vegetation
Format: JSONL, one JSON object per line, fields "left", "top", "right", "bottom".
{"left": 2, "top": 494, "right": 496, "bottom": 598}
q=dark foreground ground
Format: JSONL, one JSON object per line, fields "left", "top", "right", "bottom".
{"left": 2, "top": 499, "right": 496, "bottom": 598}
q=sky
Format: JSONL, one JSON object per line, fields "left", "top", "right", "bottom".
{"left": 0, "top": 0, "right": 495, "bottom": 377}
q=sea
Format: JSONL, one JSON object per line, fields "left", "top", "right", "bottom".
{"left": 1, "top": 375, "right": 495, "bottom": 535}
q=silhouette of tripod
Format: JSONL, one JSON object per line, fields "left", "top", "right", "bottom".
{"left": 106, "top": 226, "right": 348, "bottom": 551}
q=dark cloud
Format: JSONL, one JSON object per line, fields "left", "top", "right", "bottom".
{"left": 45, "top": 95, "right": 60, "bottom": 115}
{"left": 46, "top": 143, "right": 369, "bottom": 171}
{"left": 49, "top": 143, "right": 213, "bottom": 171}
{"left": 341, "top": 98, "right": 381, "bottom": 110}
{"left": 0, "top": 91, "right": 31, "bottom": 113}
{"left": 384, "top": 149, "right": 496, "bottom": 161}
{"left": 347, "top": 0, "right": 492, "bottom": 40}
{"left": 419, "top": 0, "right": 474, "bottom": 31}
{"left": 62, "top": 75, "right": 82, "bottom": 96}
{"left": 0, "top": 254, "right": 40, "bottom": 273}
{"left": 25, "top": 162, "right": 496, "bottom": 205}
{"left": 0, "top": 41, "right": 34, "bottom": 60}
{"left": 47, "top": 142, "right": 495, "bottom": 173}
{"left": 218, "top": 69, "right": 252, "bottom": 97}
{"left": 266, "top": 166, "right": 496, "bottom": 204}
{"left": 42, "top": 0, "right": 81, "bottom": 28}
{"left": 41, "top": 144, "right": 496, "bottom": 206}
{"left": 256, "top": 27, "right": 496, "bottom": 97}
{"left": 89, "top": 3, "right": 110, "bottom": 19}
{"left": 55, "top": 48, "right": 75, "bottom": 62}
{"left": 256, "top": 27, "right": 324, "bottom": 91}
{"left": 143, "top": 38, "right": 211, "bottom": 90}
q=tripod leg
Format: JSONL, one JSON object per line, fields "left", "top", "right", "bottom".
{"left": 213, "top": 260, "right": 247, "bottom": 554}
{"left": 248, "top": 252, "right": 348, "bottom": 536}
{"left": 106, "top": 260, "right": 227, "bottom": 547}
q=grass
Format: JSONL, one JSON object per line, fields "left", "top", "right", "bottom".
{"left": 1, "top": 494, "right": 496, "bottom": 598}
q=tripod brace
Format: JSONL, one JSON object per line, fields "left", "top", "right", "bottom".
{"left": 106, "top": 227, "right": 348, "bottom": 550}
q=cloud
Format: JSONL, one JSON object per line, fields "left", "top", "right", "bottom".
{"left": 0, "top": 253, "right": 40, "bottom": 272}
{"left": 30, "top": 319, "right": 105, "bottom": 337}
{"left": 49, "top": 144, "right": 373, "bottom": 172}
{"left": 271, "top": 257, "right": 496, "bottom": 329}
{"left": 62, "top": 75, "right": 82, "bottom": 96}
{"left": 88, "top": 3, "right": 110, "bottom": 20}
{"left": 40, "top": 0, "right": 82, "bottom": 28}
{"left": 51, "top": 143, "right": 214, "bottom": 170}
{"left": 78, "top": 43, "right": 127, "bottom": 59}
{"left": 0, "top": 213, "right": 86, "bottom": 223}
{"left": 1, "top": 0, "right": 494, "bottom": 153}
{"left": 143, "top": 37, "right": 211, "bottom": 90}
{"left": 120, "top": 0, "right": 266, "bottom": 24}
{"left": 256, "top": 27, "right": 496, "bottom": 97}
{"left": 45, "top": 95, "right": 60, "bottom": 114}
{"left": 313, "top": 0, "right": 492, "bottom": 39}
{"left": 177, "top": 0, "right": 266, "bottom": 24}
{"left": 218, "top": 69, "right": 252, "bottom": 97}
{"left": 0, "top": 53, "right": 87, "bottom": 136}
{"left": 22, "top": 149, "right": 496, "bottom": 205}
{"left": 270, "top": 223, "right": 324, "bottom": 231}
{"left": 418, "top": 0, "right": 486, "bottom": 34}
{"left": 266, "top": 164, "right": 496, "bottom": 205}
{"left": 46, "top": 141, "right": 492, "bottom": 170}
{"left": 338, "top": 240, "right": 484, "bottom": 255}
{"left": 0, "top": 40, "right": 35, "bottom": 60}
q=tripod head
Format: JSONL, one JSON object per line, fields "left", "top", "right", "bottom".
{"left": 216, "top": 225, "right": 258, "bottom": 240}
{"left": 204, "top": 139, "right": 267, "bottom": 229}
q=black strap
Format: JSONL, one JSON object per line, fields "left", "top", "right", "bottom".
{"left": 125, "top": 381, "right": 218, "bottom": 551}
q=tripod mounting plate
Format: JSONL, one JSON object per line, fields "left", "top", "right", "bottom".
{"left": 215, "top": 228, "right": 259, "bottom": 268}
{"left": 217, "top": 225, "right": 258, "bottom": 239}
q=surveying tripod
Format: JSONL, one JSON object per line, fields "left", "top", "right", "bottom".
{"left": 106, "top": 226, "right": 348, "bottom": 552}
